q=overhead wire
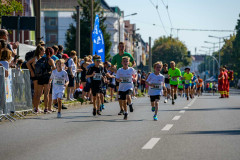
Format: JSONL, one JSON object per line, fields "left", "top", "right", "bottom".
{"left": 149, "top": 0, "right": 169, "bottom": 35}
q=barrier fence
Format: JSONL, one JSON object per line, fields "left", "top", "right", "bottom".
{"left": 0, "top": 67, "right": 32, "bottom": 122}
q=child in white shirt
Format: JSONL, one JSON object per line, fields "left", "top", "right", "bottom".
{"left": 146, "top": 61, "right": 165, "bottom": 121}
{"left": 49, "top": 59, "right": 69, "bottom": 118}
{"left": 116, "top": 56, "right": 137, "bottom": 120}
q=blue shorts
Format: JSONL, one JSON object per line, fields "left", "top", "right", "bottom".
{"left": 185, "top": 83, "right": 192, "bottom": 89}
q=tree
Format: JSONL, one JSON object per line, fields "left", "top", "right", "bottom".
{"left": 65, "top": 0, "right": 111, "bottom": 60}
{"left": 0, "top": 0, "right": 23, "bottom": 24}
{"left": 152, "top": 36, "right": 191, "bottom": 68}
{"left": 232, "top": 14, "right": 240, "bottom": 79}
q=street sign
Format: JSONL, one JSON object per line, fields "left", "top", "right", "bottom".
{"left": 1, "top": 16, "right": 36, "bottom": 31}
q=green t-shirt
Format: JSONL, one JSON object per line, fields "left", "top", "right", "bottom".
{"left": 209, "top": 83, "right": 213, "bottom": 88}
{"left": 178, "top": 80, "right": 184, "bottom": 89}
{"left": 111, "top": 52, "right": 134, "bottom": 69}
{"left": 183, "top": 73, "right": 193, "bottom": 84}
{"left": 168, "top": 68, "right": 181, "bottom": 85}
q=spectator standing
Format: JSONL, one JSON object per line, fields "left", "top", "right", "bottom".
{"left": 0, "top": 48, "right": 12, "bottom": 77}
{"left": 56, "top": 45, "right": 63, "bottom": 59}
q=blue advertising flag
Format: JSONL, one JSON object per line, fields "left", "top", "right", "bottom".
{"left": 92, "top": 14, "right": 105, "bottom": 62}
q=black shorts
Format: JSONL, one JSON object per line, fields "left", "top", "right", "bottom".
{"left": 92, "top": 87, "right": 103, "bottom": 96}
{"left": 109, "top": 84, "right": 115, "bottom": 89}
{"left": 38, "top": 74, "right": 51, "bottom": 85}
{"left": 83, "top": 81, "right": 91, "bottom": 92}
{"left": 68, "top": 75, "right": 75, "bottom": 87}
{"left": 31, "top": 76, "right": 38, "bottom": 81}
{"left": 178, "top": 88, "right": 183, "bottom": 91}
{"left": 81, "top": 76, "right": 86, "bottom": 83}
{"left": 197, "top": 87, "right": 201, "bottom": 91}
{"left": 118, "top": 90, "right": 132, "bottom": 100}
{"left": 116, "top": 81, "right": 119, "bottom": 87}
{"left": 150, "top": 95, "right": 160, "bottom": 102}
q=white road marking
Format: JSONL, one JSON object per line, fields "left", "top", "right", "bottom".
{"left": 162, "top": 124, "right": 173, "bottom": 131}
{"left": 184, "top": 107, "right": 189, "bottom": 109}
{"left": 188, "top": 98, "right": 197, "bottom": 106}
{"left": 142, "top": 138, "right": 161, "bottom": 149}
{"left": 179, "top": 110, "right": 185, "bottom": 113}
{"left": 172, "top": 115, "right": 181, "bottom": 120}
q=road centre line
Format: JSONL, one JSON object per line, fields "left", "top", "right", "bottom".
{"left": 184, "top": 107, "right": 189, "bottom": 109}
{"left": 172, "top": 115, "right": 181, "bottom": 120}
{"left": 162, "top": 124, "right": 173, "bottom": 131}
{"left": 179, "top": 110, "right": 185, "bottom": 113}
{"left": 142, "top": 138, "right": 161, "bottom": 149}
{"left": 188, "top": 98, "right": 196, "bottom": 106}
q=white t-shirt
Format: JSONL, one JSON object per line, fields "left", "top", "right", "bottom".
{"left": 0, "top": 61, "right": 9, "bottom": 71}
{"left": 146, "top": 73, "right": 165, "bottom": 96}
{"left": 50, "top": 69, "right": 69, "bottom": 94}
{"left": 116, "top": 67, "right": 136, "bottom": 91}
{"left": 68, "top": 58, "right": 76, "bottom": 76}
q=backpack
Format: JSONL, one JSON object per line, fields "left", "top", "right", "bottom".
{"left": 34, "top": 57, "right": 50, "bottom": 77}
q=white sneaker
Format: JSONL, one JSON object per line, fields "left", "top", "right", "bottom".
{"left": 164, "top": 99, "right": 167, "bottom": 103}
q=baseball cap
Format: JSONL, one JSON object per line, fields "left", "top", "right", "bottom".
{"left": 62, "top": 54, "right": 69, "bottom": 59}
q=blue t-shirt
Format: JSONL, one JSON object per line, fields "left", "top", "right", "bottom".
{"left": 192, "top": 76, "right": 197, "bottom": 85}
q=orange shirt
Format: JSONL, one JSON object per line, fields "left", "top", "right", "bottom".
{"left": 197, "top": 79, "right": 203, "bottom": 88}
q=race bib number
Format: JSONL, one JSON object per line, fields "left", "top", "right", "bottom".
{"left": 151, "top": 83, "right": 162, "bottom": 90}
{"left": 185, "top": 80, "right": 190, "bottom": 84}
{"left": 93, "top": 73, "right": 102, "bottom": 80}
{"left": 54, "top": 78, "right": 65, "bottom": 85}
{"left": 121, "top": 77, "right": 132, "bottom": 83}
{"left": 171, "top": 77, "right": 178, "bottom": 82}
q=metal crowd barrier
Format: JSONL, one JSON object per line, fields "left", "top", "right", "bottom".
{"left": 0, "top": 67, "right": 32, "bottom": 122}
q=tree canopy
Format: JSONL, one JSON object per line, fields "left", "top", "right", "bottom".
{"left": 65, "top": 0, "right": 111, "bottom": 60}
{"left": 152, "top": 36, "right": 191, "bottom": 68}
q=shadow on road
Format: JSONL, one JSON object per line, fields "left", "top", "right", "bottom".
{"left": 65, "top": 119, "right": 145, "bottom": 123}
{"left": 182, "top": 130, "right": 240, "bottom": 135}
{"left": 161, "top": 107, "right": 240, "bottom": 112}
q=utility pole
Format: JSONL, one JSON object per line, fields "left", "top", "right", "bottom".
{"left": 148, "top": 37, "right": 152, "bottom": 72}
{"left": 76, "top": 6, "right": 80, "bottom": 58}
{"left": 90, "top": 0, "right": 94, "bottom": 55}
{"left": 33, "top": 0, "right": 41, "bottom": 45}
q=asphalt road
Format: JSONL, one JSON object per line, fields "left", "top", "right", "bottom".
{"left": 0, "top": 90, "right": 240, "bottom": 160}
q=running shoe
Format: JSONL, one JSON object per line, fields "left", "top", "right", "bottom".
{"left": 172, "top": 100, "right": 175, "bottom": 105}
{"left": 123, "top": 113, "right": 128, "bottom": 120}
{"left": 44, "top": 109, "right": 48, "bottom": 114}
{"left": 57, "top": 112, "right": 61, "bottom": 118}
{"left": 62, "top": 104, "right": 68, "bottom": 109}
{"left": 93, "top": 109, "right": 97, "bottom": 116}
{"left": 164, "top": 99, "right": 167, "bottom": 103}
{"left": 151, "top": 106, "right": 155, "bottom": 112}
{"left": 190, "top": 94, "right": 192, "bottom": 99}
{"left": 118, "top": 110, "right": 124, "bottom": 115}
{"left": 97, "top": 110, "right": 101, "bottom": 115}
{"left": 153, "top": 115, "right": 158, "bottom": 121}
{"left": 174, "top": 94, "right": 177, "bottom": 100}
{"left": 104, "top": 100, "right": 109, "bottom": 103}
{"left": 129, "top": 104, "right": 134, "bottom": 112}
{"left": 54, "top": 103, "right": 58, "bottom": 109}
{"left": 187, "top": 96, "right": 189, "bottom": 100}
{"left": 100, "top": 105, "right": 103, "bottom": 112}
{"left": 102, "top": 104, "right": 105, "bottom": 110}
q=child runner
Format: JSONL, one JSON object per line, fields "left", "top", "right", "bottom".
{"left": 146, "top": 61, "right": 165, "bottom": 121}
{"left": 116, "top": 56, "right": 137, "bottom": 120}
{"left": 49, "top": 59, "right": 69, "bottom": 118}
{"left": 178, "top": 77, "right": 184, "bottom": 97}
{"left": 183, "top": 67, "right": 193, "bottom": 100}
{"left": 86, "top": 55, "right": 106, "bottom": 116}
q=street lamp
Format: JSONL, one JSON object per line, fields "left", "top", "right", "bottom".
{"left": 208, "top": 35, "right": 230, "bottom": 68}
{"left": 118, "top": 13, "right": 138, "bottom": 43}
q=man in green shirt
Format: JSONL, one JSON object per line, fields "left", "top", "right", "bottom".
{"left": 182, "top": 67, "right": 193, "bottom": 100}
{"left": 168, "top": 61, "right": 182, "bottom": 105}
{"left": 111, "top": 42, "right": 136, "bottom": 115}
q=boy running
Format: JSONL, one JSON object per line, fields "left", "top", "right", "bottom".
{"left": 168, "top": 61, "right": 181, "bottom": 104}
{"left": 146, "top": 61, "right": 165, "bottom": 121}
{"left": 116, "top": 56, "right": 137, "bottom": 120}
{"left": 183, "top": 67, "right": 193, "bottom": 100}
{"left": 196, "top": 76, "right": 203, "bottom": 97}
{"left": 162, "top": 63, "right": 170, "bottom": 103}
{"left": 86, "top": 55, "right": 106, "bottom": 116}
{"left": 49, "top": 59, "right": 69, "bottom": 118}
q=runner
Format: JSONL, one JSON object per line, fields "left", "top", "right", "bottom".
{"left": 162, "top": 63, "right": 170, "bottom": 103}
{"left": 196, "top": 76, "right": 203, "bottom": 97}
{"left": 86, "top": 55, "right": 106, "bottom": 116}
{"left": 146, "top": 61, "right": 165, "bottom": 121}
{"left": 111, "top": 42, "right": 136, "bottom": 115}
{"left": 178, "top": 77, "right": 184, "bottom": 97}
{"left": 191, "top": 72, "right": 197, "bottom": 98}
{"left": 49, "top": 59, "right": 69, "bottom": 118}
{"left": 116, "top": 56, "right": 137, "bottom": 120}
{"left": 183, "top": 67, "right": 193, "bottom": 100}
{"left": 168, "top": 61, "right": 182, "bottom": 104}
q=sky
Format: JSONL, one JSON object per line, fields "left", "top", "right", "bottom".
{"left": 106, "top": 0, "right": 240, "bottom": 55}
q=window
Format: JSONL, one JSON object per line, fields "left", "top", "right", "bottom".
{"left": 49, "top": 18, "right": 57, "bottom": 26}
